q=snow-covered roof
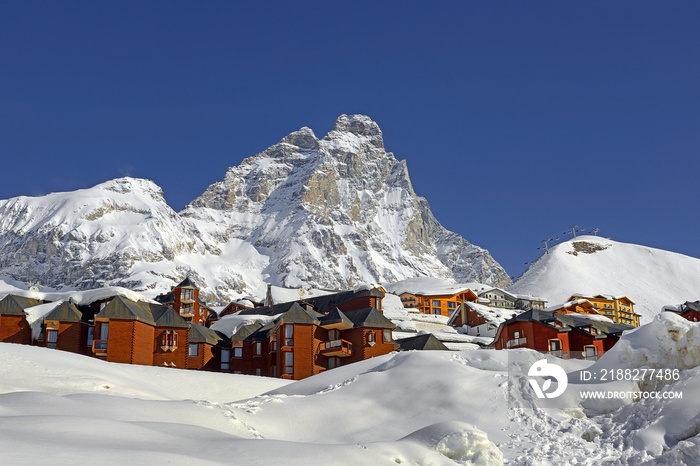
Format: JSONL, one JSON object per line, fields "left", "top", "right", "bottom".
{"left": 384, "top": 277, "right": 485, "bottom": 297}
{"left": 543, "top": 298, "right": 595, "bottom": 313}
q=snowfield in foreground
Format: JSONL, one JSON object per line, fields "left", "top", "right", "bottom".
{"left": 1, "top": 313, "right": 699, "bottom": 465}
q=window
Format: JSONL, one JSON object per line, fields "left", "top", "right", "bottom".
{"left": 181, "top": 289, "right": 194, "bottom": 301}
{"left": 328, "top": 329, "right": 340, "bottom": 340}
{"left": 513, "top": 331, "right": 520, "bottom": 339}
{"left": 433, "top": 308, "right": 441, "bottom": 315}
{"left": 328, "top": 357, "right": 340, "bottom": 369}
{"left": 447, "top": 301, "right": 457, "bottom": 309}
{"left": 284, "top": 351, "right": 294, "bottom": 374}
{"left": 47, "top": 330, "right": 58, "bottom": 349}
{"left": 233, "top": 343, "right": 243, "bottom": 358}
{"left": 221, "top": 349, "right": 230, "bottom": 370}
{"left": 255, "top": 368, "right": 261, "bottom": 376}
{"left": 189, "top": 343, "right": 199, "bottom": 357}
{"left": 549, "top": 339, "right": 561, "bottom": 351}
{"left": 254, "top": 342, "right": 262, "bottom": 356}
{"left": 272, "top": 365, "right": 277, "bottom": 377}
{"left": 99, "top": 322, "right": 109, "bottom": 341}
{"left": 162, "top": 331, "right": 178, "bottom": 347}
{"left": 284, "top": 325, "right": 294, "bottom": 346}
{"left": 432, "top": 300, "right": 441, "bottom": 307}
{"left": 367, "top": 331, "right": 376, "bottom": 346}
{"left": 584, "top": 346, "right": 598, "bottom": 360}
{"left": 87, "top": 327, "right": 94, "bottom": 347}
{"left": 383, "top": 329, "right": 392, "bottom": 343}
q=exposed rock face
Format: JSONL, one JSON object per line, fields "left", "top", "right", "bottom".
{"left": 182, "top": 114, "right": 512, "bottom": 293}
{"left": 0, "top": 115, "right": 511, "bottom": 303}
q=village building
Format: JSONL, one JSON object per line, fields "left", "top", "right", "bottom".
{"left": 92, "top": 296, "right": 190, "bottom": 368}
{"left": 514, "top": 294, "right": 548, "bottom": 310}
{"left": 155, "top": 277, "right": 211, "bottom": 325}
{"left": 568, "top": 294, "right": 641, "bottom": 327}
{"left": 397, "top": 288, "right": 478, "bottom": 317}
{"left": 228, "top": 303, "right": 395, "bottom": 380}
{"left": 187, "top": 323, "right": 230, "bottom": 371}
{"left": 477, "top": 288, "right": 517, "bottom": 309}
{"left": 491, "top": 308, "right": 633, "bottom": 360}
{"left": 396, "top": 333, "right": 449, "bottom": 351}
{"left": 664, "top": 301, "right": 700, "bottom": 322}
{"left": 0, "top": 294, "right": 43, "bottom": 344}
{"left": 220, "top": 287, "right": 395, "bottom": 380}
{"left": 447, "top": 301, "right": 517, "bottom": 337}
{"left": 41, "top": 301, "right": 92, "bottom": 354}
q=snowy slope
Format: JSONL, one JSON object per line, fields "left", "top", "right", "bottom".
{"left": 509, "top": 235, "right": 700, "bottom": 323}
{"left": 2, "top": 312, "right": 700, "bottom": 464}
{"left": 0, "top": 115, "right": 510, "bottom": 305}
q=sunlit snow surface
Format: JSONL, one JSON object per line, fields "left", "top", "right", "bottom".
{"left": 509, "top": 235, "right": 700, "bottom": 324}
{"left": 2, "top": 312, "right": 699, "bottom": 465}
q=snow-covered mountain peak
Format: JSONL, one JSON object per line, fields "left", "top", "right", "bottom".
{"left": 0, "top": 115, "right": 511, "bottom": 302}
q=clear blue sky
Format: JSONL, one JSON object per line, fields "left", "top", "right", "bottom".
{"left": 1, "top": 1, "right": 698, "bottom": 279}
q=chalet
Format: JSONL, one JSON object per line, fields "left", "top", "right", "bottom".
{"left": 228, "top": 301, "right": 395, "bottom": 380}
{"left": 219, "top": 299, "right": 256, "bottom": 318}
{"left": 665, "top": 301, "right": 700, "bottom": 322}
{"left": 397, "top": 288, "right": 478, "bottom": 317}
{"left": 187, "top": 323, "right": 230, "bottom": 371}
{"left": 447, "top": 301, "right": 515, "bottom": 337}
{"left": 491, "top": 309, "right": 633, "bottom": 360}
{"left": 0, "top": 294, "right": 42, "bottom": 344}
{"left": 155, "top": 277, "right": 211, "bottom": 325}
{"left": 478, "top": 288, "right": 517, "bottom": 310}
{"left": 514, "top": 294, "right": 548, "bottom": 311}
{"left": 93, "top": 296, "right": 190, "bottom": 368}
{"left": 41, "top": 301, "right": 92, "bottom": 354}
{"left": 396, "top": 333, "right": 449, "bottom": 351}
{"left": 568, "top": 294, "right": 640, "bottom": 327}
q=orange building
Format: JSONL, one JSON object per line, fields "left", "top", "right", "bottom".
{"left": 568, "top": 294, "right": 640, "bottom": 327}
{"left": 228, "top": 287, "right": 395, "bottom": 380}
{"left": 398, "top": 288, "right": 478, "bottom": 316}
{"left": 0, "top": 295, "right": 42, "bottom": 344}
{"left": 155, "top": 277, "right": 211, "bottom": 325}
{"left": 92, "top": 296, "right": 190, "bottom": 368}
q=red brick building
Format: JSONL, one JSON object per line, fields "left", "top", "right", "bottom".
{"left": 228, "top": 288, "right": 396, "bottom": 380}
{"left": 155, "top": 277, "right": 211, "bottom": 325}
{"left": 187, "top": 323, "right": 230, "bottom": 371}
{"left": 93, "top": 296, "right": 190, "bottom": 368}
{"left": 42, "top": 301, "right": 91, "bottom": 354}
{"left": 0, "top": 295, "right": 42, "bottom": 344}
{"left": 491, "top": 309, "right": 632, "bottom": 360}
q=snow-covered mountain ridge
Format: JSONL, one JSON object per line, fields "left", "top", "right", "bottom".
{"left": 509, "top": 235, "right": 700, "bottom": 323}
{"left": 0, "top": 115, "right": 510, "bottom": 303}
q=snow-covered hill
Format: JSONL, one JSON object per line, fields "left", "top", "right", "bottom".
{"left": 509, "top": 235, "right": 700, "bottom": 323}
{"left": 0, "top": 115, "right": 510, "bottom": 304}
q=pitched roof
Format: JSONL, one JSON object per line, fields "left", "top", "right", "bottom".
{"left": 303, "top": 287, "right": 385, "bottom": 313}
{"left": 319, "top": 307, "right": 354, "bottom": 328}
{"left": 188, "top": 323, "right": 229, "bottom": 346}
{"left": 151, "top": 305, "right": 190, "bottom": 328}
{"left": 175, "top": 277, "right": 198, "bottom": 289}
{"left": 230, "top": 322, "right": 263, "bottom": 341}
{"left": 97, "top": 296, "right": 188, "bottom": 328}
{"left": 0, "top": 294, "right": 42, "bottom": 315}
{"left": 237, "top": 301, "right": 300, "bottom": 316}
{"left": 343, "top": 307, "right": 395, "bottom": 329}
{"left": 276, "top": 303, "right": 322, "bottom": 325}
{"left": 397, "top": 333, "right": 448, "bottom": 351}
{"left": 44, "top": 301, "right": 83, "bottom": 322}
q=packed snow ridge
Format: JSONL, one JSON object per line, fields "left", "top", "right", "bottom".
{"left": 0, "top": 114, "right": 510, "bottom": 305}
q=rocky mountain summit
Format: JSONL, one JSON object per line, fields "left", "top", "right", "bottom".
{"left": 0, "top": 115, "right": 511, "bottom": 303}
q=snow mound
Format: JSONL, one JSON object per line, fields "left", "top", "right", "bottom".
{"left": 598, "top": 311, "right": 700, "bottom": 371}
{"left": 402, "top": 421, "right": 503, "bottom": 465}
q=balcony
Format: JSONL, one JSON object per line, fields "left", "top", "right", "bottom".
{"left": 320, "top": 339, "right": 353, "bottom": 357}
{"left": 92, "top": 340, "right": 108, "bottom": 354}
{"left": 505, "top": 337, "right": 527, "bottom": 348}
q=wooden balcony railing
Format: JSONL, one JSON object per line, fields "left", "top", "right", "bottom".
{"left": 320, "top": 339, "right": 353, "bottom": 357}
